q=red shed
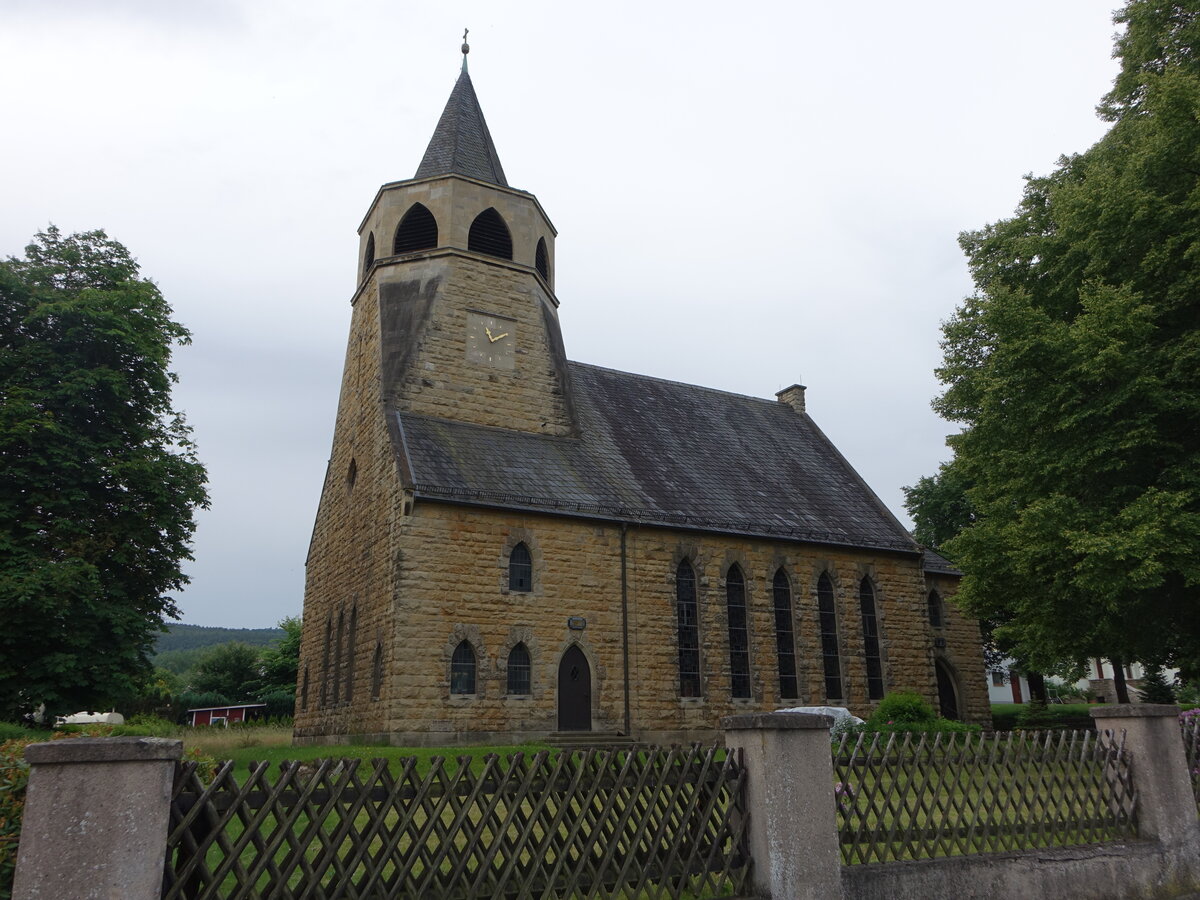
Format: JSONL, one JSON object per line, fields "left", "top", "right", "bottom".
{"left": 187, "top": 703, "right": 267, "bottom": 727}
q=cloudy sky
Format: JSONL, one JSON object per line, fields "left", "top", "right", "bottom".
{"left": 2, "top": 1, "right": 1122, "bottom": 628}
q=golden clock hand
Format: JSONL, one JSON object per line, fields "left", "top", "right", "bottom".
{"left": 491, "top": 332, "right": 509, "bottom": 342}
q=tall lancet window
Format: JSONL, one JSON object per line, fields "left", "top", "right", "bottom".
{"left": 676, "top": 560, "right": 701, "bottom": 698}
{"left": 726, "top": 565, "right": 751, "bottom": 698}
{"left": 817, "top": 573, "right": 842, "bottom": 699}
{"left": 859, "top": 577, "right": 885, "bottom": 700}
{"left": 772, "top": 568, "right": 798, "bottom": 699}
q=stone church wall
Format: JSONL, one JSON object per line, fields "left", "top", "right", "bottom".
{"left": 299, "top": 490, "right": 990, "bottom": 744}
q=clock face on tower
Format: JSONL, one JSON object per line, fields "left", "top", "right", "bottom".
{"left": 465, "top": 310, "right": 517, "bottom": 370}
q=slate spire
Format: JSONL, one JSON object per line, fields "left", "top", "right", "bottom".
{"left": 414, "top": 38, "right": 508, "bottom": 187}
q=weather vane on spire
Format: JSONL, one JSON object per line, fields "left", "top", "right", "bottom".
{"left": 461, "top": 28, "right": 469, "bottom": 72}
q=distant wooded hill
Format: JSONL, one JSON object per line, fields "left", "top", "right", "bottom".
{"left": 155, "top": 623, "right": 285, "bottom": 654}
{"left": 153, "top": 624, "right": 287, "bottom": 674}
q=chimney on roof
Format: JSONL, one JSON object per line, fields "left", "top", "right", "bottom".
{"left": 775, "top": 383, "right": 806, "bottom": 413}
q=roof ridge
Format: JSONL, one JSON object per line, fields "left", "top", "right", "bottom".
{"left": 568, "top": 360, "right": 794, "bottom": 408}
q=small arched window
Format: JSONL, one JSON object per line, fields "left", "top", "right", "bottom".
{"left": 363, "top": 232, "right": 375, "bottom": 276}
{"left": 507, "top": 643, "right": 532, "bottom": 695}
{"left": 346, "top": 458, "right": 357, "bottom": 493}
{"left": 468, "top": 208, "right": 513, "bottom": 260}
{"left": 676, "top": 560, "right": 701, "bottom": 698}
{"left": 772, "top": 568, "right": 798, "bottom": 699}
{"left": 817, "top": 573, "right": 842, "bottom": 699}
{"left": 371, "top": 643, "right": 383, "bottom": 700}
{"left": 859, "top": 577, "right": 884, "bottom": 700}
{"left": 509, "top": 542, "right": 532, "bottom": 592}
{"left": 393, "top": 203, "right": 438, "bottom": 254}
{"left": 535, "top": 237, "right": 550, "bottom": 282}
{"left": 927, "top": 589, "right": 943, "bottom": 628}
{"left": 726, "top": 565, "right": 751, "bottom": 698}
{"left": 450, "top": 640, "right": 476, "bottom": 695}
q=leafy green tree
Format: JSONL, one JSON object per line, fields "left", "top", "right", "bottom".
{"left": 929, "top": 1, "right": 1200, "bottom": 680}
{"left": 248, "top": 616, "right": 300, "bottom": 700}
{"left": 902, "top": 460, "right": 974, "bottom": 551}
{"left": 189, "top": 643, "right": 261, "bottom": 701}
{"left": 0, "top": 227, "right": 208, "bottom": 721}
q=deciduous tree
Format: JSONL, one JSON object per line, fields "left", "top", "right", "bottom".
{"left": 0, "top": 226, "right": 208, "bottom": 721}
{"left": 926, "top": 1, "right": 1200, "bottom": 679}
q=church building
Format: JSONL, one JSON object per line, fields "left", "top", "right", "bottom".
{"left": 294, "top": 48, "right": 989, "bottom": 745}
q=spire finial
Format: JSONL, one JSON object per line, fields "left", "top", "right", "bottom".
{"left": 461, "top": 28, "right": 469, "bottom": 73}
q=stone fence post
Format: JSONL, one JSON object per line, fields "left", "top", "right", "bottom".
{"left": 723, "top": 712, "right": 841, "bottom": 900}
{"left": 1091, "top": 704, "right": 1200, "bottom": 882}
{"left": 13, "top": 736, "right": 182, "bottom": 900}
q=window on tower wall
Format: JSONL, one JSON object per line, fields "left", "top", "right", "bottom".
{"left": 726, "top": 565, "right": 752, "bottom": 699}
{"left": 362, "top": 232, "right": 375, "bottom": 278}
{"left": 772, "top": 568, "right": 799, "bottom": 699}
{"left": 450, "top": 641, "right": 476, "bottom": 695}
{"left": 676, "top": 560, "right": 702, "bottom": 698}
{"left": 859, "top": 577, "right": 885, "bottom": 700}
{"left": 535, "top": 237, "right": 550, "bottom": 282}
{"left": 371, "top": 643, "right": 383, "bottom": 700}
{"left": 393, "top": 202, "right": 438, "bottom": 254}
{"left": 468, "top": 208, "right": 513, "bottom": 260}
{"left": 509, "top": 542, "right": 533, "bottom": 592}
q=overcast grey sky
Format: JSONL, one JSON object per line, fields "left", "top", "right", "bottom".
{"left": 1, "top": 1, "right": 1121, "bottom": 628}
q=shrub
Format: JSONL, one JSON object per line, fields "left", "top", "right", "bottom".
{"left": 868, "top": 691, "right": 936, "bottom": 726}
{"left": 1137, "top": 665, "right": 1177, "bottom": 704}
{"left": 0, "top": 738, "right": 33, "bottom": 900}
{"left": 1177, "top": 681, "right": 1200, "bottom": 710}
{"left": 0, "top": 724, "right": 34, "bottom": 744}
{"left": 1015, "top": 702, "right": 1056, "bottom": 731}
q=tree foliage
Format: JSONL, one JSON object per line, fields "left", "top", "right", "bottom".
{"left": 189, "top": 643, "right": 261, "bottom": 701}
{"left": 0, "top": 226, "right": 208, "bottom": 721}
{"left": 925, "top": 1, "right": 1200, "bottom": 676}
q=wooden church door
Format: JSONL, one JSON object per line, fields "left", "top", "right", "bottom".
{"left": 557, "top": 645, "right": 592, "bottom": 731}
{"left": 935, "top": 659, "right": 961, "bottom": 721}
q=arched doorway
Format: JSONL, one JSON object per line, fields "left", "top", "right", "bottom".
{"left": 935, "top": 659, "right": 961, "bottom": 721}
{"left": 557, "top": 645, "right": 592, "bottom": 731}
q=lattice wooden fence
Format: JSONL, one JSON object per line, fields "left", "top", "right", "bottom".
{"left": 832, "top": 729, "right": 1137, "bottom": 865}
{"left": 1182, "top": 710, "right": 1200, "bottom": 815}
{"left": 162, "top": 745, "right": 748, "bottom": 900}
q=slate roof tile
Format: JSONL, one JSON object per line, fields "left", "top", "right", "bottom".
{"left": 398, "top": 362, "right": 919, "bottom": 553}
{"left": 414, "top": 71, "right": 507, "bottom": 187}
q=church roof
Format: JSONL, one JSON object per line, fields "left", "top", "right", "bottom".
{"left": 922, "top": 548, "right": 962, "bottom": 576}
{"left": 414, "top": 70, "right": 508, "bottom": 187}
{"left": 396, "top": 363, "right": 919, "bottom": 554}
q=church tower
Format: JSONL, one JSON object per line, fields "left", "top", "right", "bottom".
{"left": 353, "top": 43, "right": 574, "bottom": 438}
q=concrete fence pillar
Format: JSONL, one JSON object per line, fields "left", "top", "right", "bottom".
{"left": 1091, "top": 704, "right": 1200, "bottom": 882}
{"left": 723, "top": 712, "right": 841, "bottom": 900}
{"left": 13, "top": 736, "right": 182, "bottom": 900}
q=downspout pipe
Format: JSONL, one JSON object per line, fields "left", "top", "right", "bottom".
{"left": 621, "top": 523, "right": 631, "bottom": 736}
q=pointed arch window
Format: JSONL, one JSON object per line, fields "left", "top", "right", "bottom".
{"left": 927, "top": 589, "right": 943, "bottom": 628}
{"left": 468, "top": 208, "right": 513, "bottom": 260}
{"left": 676, "top": 560, "right": 702, "bottom": 698}
{"left": 507, "top": 643, "right": 532, "bottom": 695}
{"left": 320, "top": 616, "right": 332, "bottom": 707}
{"left": 301, "top": 665, "right": 310, "bottom": 711}
{"left": 345, "top": 606, "right": 358, "bottom": 703}
{"left": 371, "top": 643, "right": 383, "bottom": 700}
{"left": 859, "top": 577, "right": 885, "bottom": 700}
{"left": 726, "top": 565, "right": 751, "bottom": 699}
{"left": 363, "top": 232, "right": 375, "bottom": 277}
{"left": 772, "top": 568, "right": 798, "bottom": 699}
{"left": 393, "top": 203, "right": 438, "bottom": 254}
{"left": 535, "top": 237, "right": 550, "bottom": 282}
{"left": 509, "top": 542, "right": 532, "bottom": 592}
{"left": 333, "top": 611, "right": 345, "bottom": 704}
{"left": 817, "top": 573, "right": 843, "bottom": 699}
{"left": 450, "top": 640, "right": 476, "bottom": 695}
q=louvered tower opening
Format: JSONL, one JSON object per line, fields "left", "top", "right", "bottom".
{"left": 362, "top": 232, "right": 375, "bottom": 278}
{"left": 468, "top": 208, "right": 513, "bottom": 260}
{"left": 393, "top": 203, "right": 438, "bottom": 254}
{"left": 535, "top": 237, "right": 550, "bottom": 282}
